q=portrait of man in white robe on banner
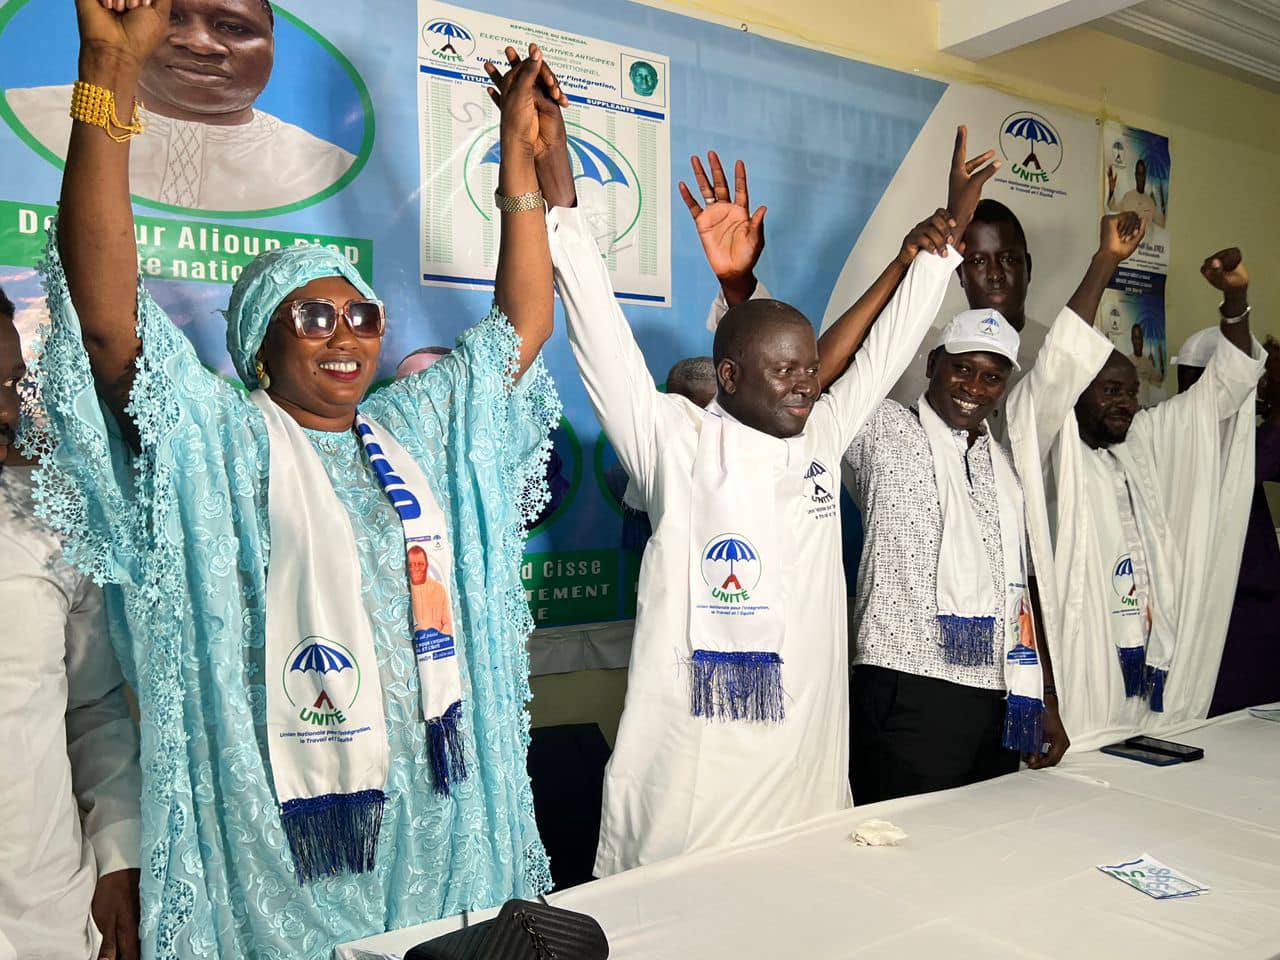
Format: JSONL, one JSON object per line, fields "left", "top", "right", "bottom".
{"left": 6, "top": 0, "right": 356, "bottom": 212}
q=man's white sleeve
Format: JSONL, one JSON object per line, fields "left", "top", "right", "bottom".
{"left": 821, "top": 246, "right": 962, "bottom": 450}
{"left": 548, "top": 206, "right": 664, "bottom": 502}
{"left": 1006, "top": 307, "right": 1115, "bottom": 462}
{"left": 65, "top": 579, "right": 141, "bottom": 876}
{"left": 1135, "top": 327, "right": 1264, "bottom": 468}
{"left": 704, "top": 280, "right": 771, "bottom": 332}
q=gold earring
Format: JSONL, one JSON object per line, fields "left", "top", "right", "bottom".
{"left": 256, "top": 358, "right": 271, "bottom": 390}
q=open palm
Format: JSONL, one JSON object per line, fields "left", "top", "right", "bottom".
{"left": 694, "top": 201, "right": 762, "bottom": 278}
{"left": 678, "top": 152, "right": 765, "bottom": 283}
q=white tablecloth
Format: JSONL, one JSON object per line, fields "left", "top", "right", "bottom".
{"left": 338, "top": 709, "right": 1280, "bottom": 960}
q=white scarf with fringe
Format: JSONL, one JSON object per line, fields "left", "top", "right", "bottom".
{"left": 917, "top": 396, "right": 1044, "bottom": 752}
{"left": 686, "top": 402, "right": 788, "bottom": 722}
{"left": 255, "top": 394, "right": 463, "bottom": 884}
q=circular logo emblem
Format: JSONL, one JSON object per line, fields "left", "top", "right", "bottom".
{"left": 465, "top": 122, "right": 641, "bottom": 252}
{"left": 804, "top": 460, "right": 834, "bottom": 505}
{"left": 998, "top": 111, "right": 1064, "bottom": 181}
{"left": 701, "top": 534, "right": 763, "bottom": 597}
{"left": 1111, "top": 555, "right": 1138, "bottom": 603}
{"left": 423, "top": 18, "right": 475, "bottom": 63}
{"left": 282, "top": 637, "right": 362, "bottom": 721}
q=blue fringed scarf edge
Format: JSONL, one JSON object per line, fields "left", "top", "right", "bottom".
{"left": 690, "top": 650, "right": 785, "bottom": 723}
{"left": 280, "top": 789, "right": 386, "bottom": 885}
{"left": 937, "top": 614, "right": 997, "bottom": 667}
{"left": 1117, "top": 645, "right": 1147, "bottom": 698}
{"left": 1143, "top": 665, "right": 1167, "bottom": 713}
{"left": 1001, "top": 694, "right": 1045, "bottom": 755}
{"left": 427, "top": 699, "right": 468, "bottom": 795}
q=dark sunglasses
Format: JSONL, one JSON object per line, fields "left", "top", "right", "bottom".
{"left": 276, "top": 298, "right": 386, "bottom": 339}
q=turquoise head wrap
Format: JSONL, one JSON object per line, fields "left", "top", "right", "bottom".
{"left": 225, "top": 244, "right": 375, "bottom": 389}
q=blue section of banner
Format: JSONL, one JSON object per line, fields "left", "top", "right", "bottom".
{"left": 0, "top": 0, "right": 944, "bottom": 625}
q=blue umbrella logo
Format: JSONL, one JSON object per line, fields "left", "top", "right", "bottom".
{"left": 481, "top": 135, "right": 630, "bottom": 188}
{"left": 424, "top": 19, "right": 474, "bottom": 59}
{"left": 282, "top": 638, "right": 361, "bottom": 711}
{"left": 1003, "top": 115, "right": 1059, "bottom": 171}
{"left": 804, "top": 460, "right": 832, "bottom": 505}
{"left": 289, "top": 641, "right": 354, "bottom": 675}
{"left": 706, "top": 535, "right": 752, "bottom": 578}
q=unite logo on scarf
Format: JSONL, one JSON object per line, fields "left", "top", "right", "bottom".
{"left": 282, "top": 636, "right": 364, "bottom": 730}
{"left": 700, "top": 534, "right": 763, "bottom": 606}
{"left": 1111, "top": 554, "right": 1142, "bottom": 612}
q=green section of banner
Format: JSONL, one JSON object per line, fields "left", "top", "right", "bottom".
{"left": 523, "top": 549, "right": 620, "bottom": 627}
{"left": 0, "top": 199, "right": 374, "bottom": 285}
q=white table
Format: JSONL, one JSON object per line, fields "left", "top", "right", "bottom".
{"left": 338, "top": 709, "right": 1280, "bottom": 960}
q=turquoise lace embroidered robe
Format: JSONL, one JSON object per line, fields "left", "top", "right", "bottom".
{"left": 27, "top": 242, "right": 558, "bottom": 960}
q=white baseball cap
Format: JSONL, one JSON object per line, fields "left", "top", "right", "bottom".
{"left": 1172, "top": 326, "right": 1219, "bottom": 368}
{"left": 934, "top": 308, "right": 1021, "bottom": 370}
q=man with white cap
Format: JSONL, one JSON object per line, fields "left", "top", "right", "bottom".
{"left": 1170, "top": 259, "right": 1280, "bottom": 716}
{"left": 845, "top": 308, "right": 1068, "bottom": 803}
{"left": 1007, "top": 231, "right": 1265, "bottom": 749}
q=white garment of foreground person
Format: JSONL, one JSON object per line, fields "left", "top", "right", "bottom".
{"left": 1008, "top": 306, "right": 1262, "bottom": 750}
{"left": 548, "top": 204, "right": 961, "bottom": 875}
{"left": 0, "top": 465, "right": 142, "bottom": 959}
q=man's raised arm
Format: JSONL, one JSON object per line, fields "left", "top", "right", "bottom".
{"left": 816, "top": 125, "right": 997, "bottom": 389}
{"left": 1201, "top": 248, "right": 1254, "bottom": 359}
{"left": 1007, "top": 213, "right": 1146, "bottom": 460}
{"left": 543, "top": 159, "right": 663, "bottom": 498}
{"left": 819, "top": 128, "right": 1000, "bottom": 448}
{"left": 686, "top": 128, "right": 1000, "bottom": 391}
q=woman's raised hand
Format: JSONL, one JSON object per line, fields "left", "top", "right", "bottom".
{"left": 77, "top": 0, "right": 170, "bottom": 73}
{"left": 484, "top": 43, "right": 570, "bottom": 164}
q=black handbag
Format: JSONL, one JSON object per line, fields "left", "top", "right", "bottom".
{"left": 404, "top": 899, "right": 609, "bottom": 960}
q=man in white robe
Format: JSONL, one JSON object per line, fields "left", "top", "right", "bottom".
{"left": 7, "top": 0, "right": 353, "bottom": 211}
{"left": 0, "top": 295, "right": 142, "bottom": 960}
{"left": 1008, "top": 224, "right": 1262, "bottom": 749}
{"left": 690, "top": 134, "right": 1044, "bottom": 442}
{"left": 551, "top": 143, "right": 994, "bottom": 871}
{"left": 1107, "top": 158, "right": 1167, "bottom": 229}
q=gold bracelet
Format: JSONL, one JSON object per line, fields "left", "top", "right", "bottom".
{"left": 494, "top": 189, "right": 544, "bottom": 213}
{"left": 70, "top": 80, "right": 145, "bottom": 143}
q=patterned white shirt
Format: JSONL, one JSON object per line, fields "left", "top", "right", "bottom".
{"left": 845, "top": 400, "right": 1020, "bottom": 690}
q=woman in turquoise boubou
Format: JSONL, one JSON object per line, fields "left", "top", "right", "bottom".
{"left": 26, "top": 1, "right": 576, "bottom": 956}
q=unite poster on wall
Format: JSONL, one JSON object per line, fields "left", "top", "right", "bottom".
{"left": 1100, "top": 120, "right": 1171, "bottom": 407}
{"left": 417, "top": 0, "right": 671, "bottom": 306}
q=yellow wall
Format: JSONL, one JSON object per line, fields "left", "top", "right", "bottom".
{"left": 529, "top": 2, "right": 1279, "bottom": 743}
{"left": 530, "top": 669, "right": 629, "bottom": 745}
{"left": 640, "top": 0, "right": 1279, "bottom": 353}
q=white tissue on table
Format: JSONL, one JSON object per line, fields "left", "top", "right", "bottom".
{"left": 851, "top": 819, "right": 908, "bottom": 846}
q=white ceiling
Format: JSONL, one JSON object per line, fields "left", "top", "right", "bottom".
{"left": 937, "top": 0, "right": 1280, "bottom": 93}
{"left": 1098, "top": 0, "right": 1280, "bottom": 94}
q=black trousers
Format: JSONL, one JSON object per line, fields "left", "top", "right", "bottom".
{"left": 850, "top": 664, "right": 1020, "bottom": 805}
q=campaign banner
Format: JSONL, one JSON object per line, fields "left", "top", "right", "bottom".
{"left": 821, "top": 83, "right": 1102, "bottom": 413}
{"left": 417, "top": 0, "right": 671, "bottom": 305}
{"left": 0, "top": 0, "right": 1109, "bottom": 653}
{"left": 1102, "top": 120, "right": 1171, "bottom": 405}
